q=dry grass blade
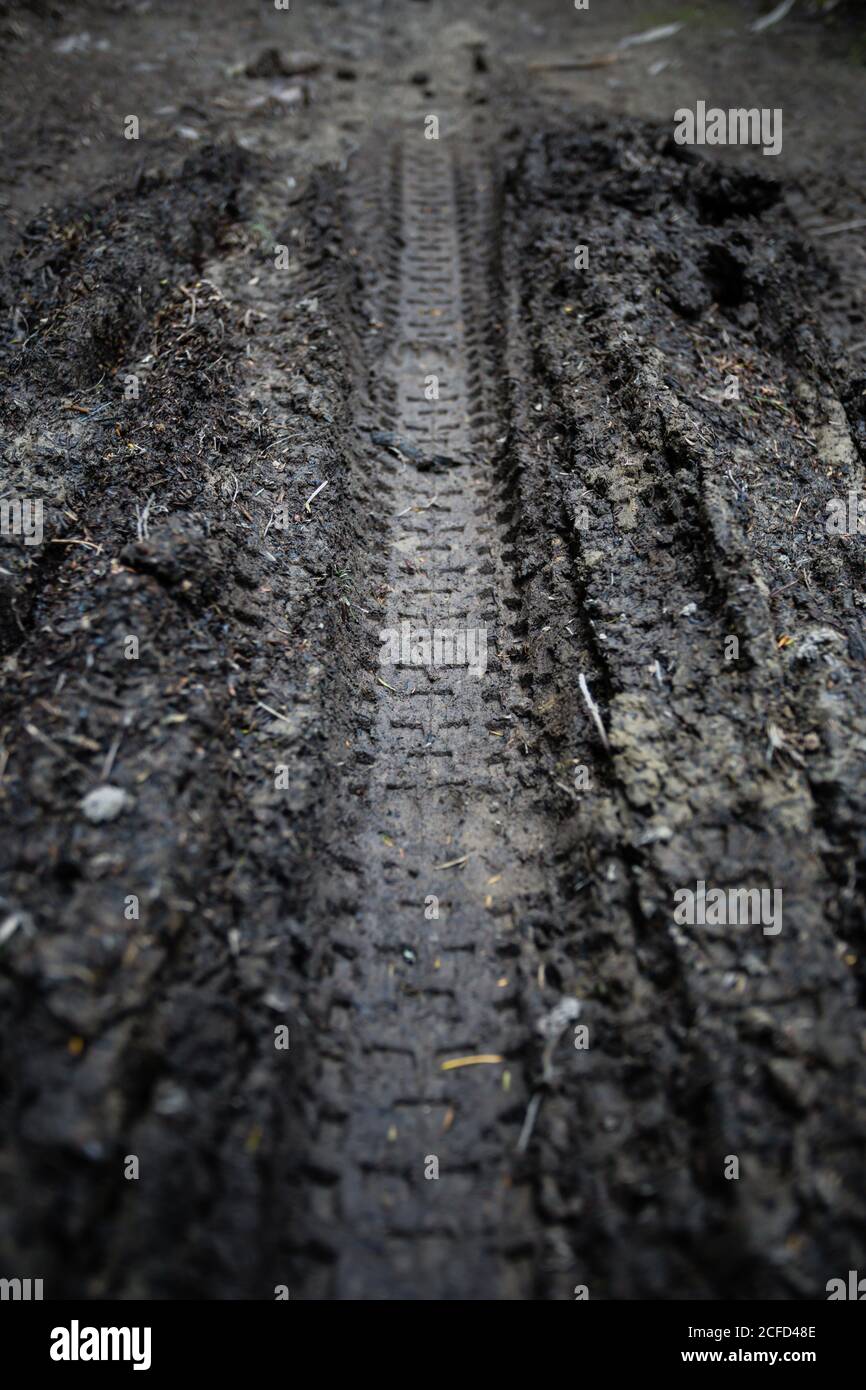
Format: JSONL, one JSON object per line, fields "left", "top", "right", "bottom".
{"left": 441, "top": 1054, "right": 503, "bottom": 1071}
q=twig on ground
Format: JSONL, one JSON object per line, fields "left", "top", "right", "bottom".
{"left": 432, "top": 854, "right": 469, "bottom": 870}
{"left": 517, "top": 1091, "right": 544, "bottom": 1154}
{"left": 528, "top": 54, "right": 618, "bottom": 71}
{"left": 750, "top": 0, "right": 796, "bottom": 34}
{"left": 256, "top": 701, "right": 292, "bottom": 724}
{"left": 305, "top": 480, "right": 329, "bottom": 511}
{"left": 809, "top": 217, "right": 866, "bottom": 238}
{"left": 578, "top": 672, "right": 609, "bottom": 752}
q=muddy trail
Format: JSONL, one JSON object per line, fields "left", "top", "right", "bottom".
{"left": 1, "top": 1, "right": 866, "bottom": 1301}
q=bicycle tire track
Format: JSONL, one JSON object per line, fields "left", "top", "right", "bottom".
{"left": 291, "top": 133, "right": 562, "bottom": 1300}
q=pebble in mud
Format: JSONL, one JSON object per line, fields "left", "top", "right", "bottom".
{"left": 79, "top": 785, "right": 132, "bottom": 824}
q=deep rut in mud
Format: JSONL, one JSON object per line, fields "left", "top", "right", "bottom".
{"left": 301, "top": 139, "right": 554, "bottom": 1299}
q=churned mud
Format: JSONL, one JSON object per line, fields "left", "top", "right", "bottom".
{"left": 1, "top": 0, "right": 865, "bottom": 1300}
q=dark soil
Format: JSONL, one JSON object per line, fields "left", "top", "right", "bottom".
{"left": 1, "top": 0, "right": 865, "bottom": 1300}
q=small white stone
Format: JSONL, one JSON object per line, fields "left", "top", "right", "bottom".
{"left": 80, "top": 785, "right": 132, "bottom": 824}
{"left": 536, "top": 996, "right": 581, "bottom": 1039}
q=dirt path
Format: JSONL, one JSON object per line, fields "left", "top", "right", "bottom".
{"left": 1, "top": 0, "right": 866, "bottom": 1301}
